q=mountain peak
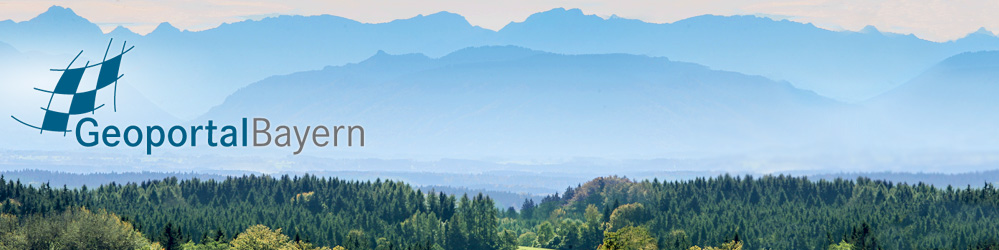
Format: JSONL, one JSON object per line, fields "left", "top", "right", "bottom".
{"left": 525, "top": 8, "right": 596, "bottom": 21}
{"left": 108, "top": 25, "right": 138, "bottom": 36}
{"left": 954, "top": 27, "right": 997, "bottom": 41}
{"left": 545, "top": 8, "right": 587, "bottom": 16}
{"left": 38, "top": 6, "right": 79, "bottom": 18}
{"left": 859, "top": 25, "right": 881, "bottom": 34}
{"left": 553, "top": 7, "right": 584, "bottom": 14}
{"left": 360, "top": 50, "right": 430, "bottom": 64}
{"left": 973, "top": 27, "right": 995, "bottom": 36}
{"left": 503, "top": 7, "right": 604, "bottom": 30}
{"left": 385, "top": 11, "right": 474, "bottom": 29}
{"left": 29, "top": 5, "right": 89, "bottom": 24}
{"left": 151, "top": 22, "right": 181, "bottom": 34}
{"left": 413, "top": 11, "right": 471, "bottom": 26}
{"left": 18, "top": 5, "right": 103, "bottom": 37}
{"left": 424, "top": 11, "right": 462, "bottom": 19}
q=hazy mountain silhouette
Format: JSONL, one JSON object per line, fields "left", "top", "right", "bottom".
{"left": 858, "top": 51, "right": 999, "bottom": 153}
{"left": 496, "top": 8, "right": 999, "bottom": 102}
{"left": 3, "top": 6, "right": 999, "bottom": 171}
{"left": 0, "top": 6, "right": 104, "bottom": 53}
{"left": 2, "top": 6, "right": 998, "bottom": 119}
{"left": 871, "top": 51, "right": 999, "bottom": 112}
{"left": 0, "top": 6, "right": 498, "bottom": 118}
{"left": 199, "top": 46, "right": 841, "bottom": 159}
{"left": 0, "top": 41, "right": 15, "bottom": 57}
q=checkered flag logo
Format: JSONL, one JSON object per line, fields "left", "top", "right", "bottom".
{"left": 11, "top": 39, "right": 134, "bottom": 136}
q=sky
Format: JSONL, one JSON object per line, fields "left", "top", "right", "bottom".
{"left": 0, "top": 0, "right": 996, "bottom": 42}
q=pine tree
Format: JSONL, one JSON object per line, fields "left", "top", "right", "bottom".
{"left": 162, "top": 222, "right": 182, "bottom": 250}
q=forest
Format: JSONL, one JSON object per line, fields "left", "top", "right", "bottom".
{"left": 1, "top": 173, "right": 999, "bottom": 249}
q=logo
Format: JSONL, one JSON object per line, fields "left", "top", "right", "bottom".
{"left": 11, "top": 39, "right": 133, "bottom": 135}
{"left": 10, "top": 40, "right": 364, "bottom": 155}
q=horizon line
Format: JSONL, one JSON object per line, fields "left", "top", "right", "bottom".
{"left": 6, "top": 5, "right": 996, "bottom": 43}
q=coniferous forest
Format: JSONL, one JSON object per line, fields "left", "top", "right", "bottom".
{"left": 1, "top": 174, "right": 999, "bottom": 250}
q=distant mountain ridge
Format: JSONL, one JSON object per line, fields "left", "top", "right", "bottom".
{"left": 870, "top": 50, "right": 999, "bottom": 110}
{"left": 495, "top": 8, "right": 998, "bottom": 101}
{"left": 2, "top": 6, "right": 999, "bottom": 171}
{"left": 199, "top": 46, "right": 841, "bottom": 159}
{"left": 856, "top": 51, "right": 999, "bottom": 151}
{"left": 190, "top": 47, "right": 999, "bottom": 169}
{"left": 1, "top": 6, "right": 998, "bottom": 119}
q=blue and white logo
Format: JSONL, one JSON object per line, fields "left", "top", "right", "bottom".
{"left": 10, "top": 39, "right": 133, "bottom": 135}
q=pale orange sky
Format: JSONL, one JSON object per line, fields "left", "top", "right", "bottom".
{"left": 0, "top": 0, "right": 996, "bottom": 42}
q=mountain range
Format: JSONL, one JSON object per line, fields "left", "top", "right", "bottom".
{"left": 1, "top": 6, "right": 998, "bottom": 119}
{"left": 1, "top": 6, "right": 998, "bottom": 172}
{"left": 198, "top": 46, "right": 839, "bottom": 159}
